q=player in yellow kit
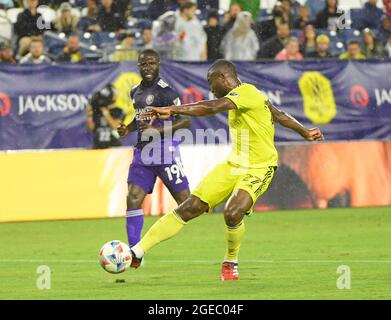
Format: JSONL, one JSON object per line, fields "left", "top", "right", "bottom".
{"left": 130, "top": 59, "right": 324, "bottom": 280}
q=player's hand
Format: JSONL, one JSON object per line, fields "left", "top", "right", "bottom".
{"left": 302, "top": 128, "right": 324, "bottom": 141}
{"left": 117, "top": 123, "right": 129, "bottom": 137}
{"left": 100, "top": 107, "right": 110, "bottom": 117}
{"left": 142, "top": 107, "right": 172, "bottom": 121}
{"left": 139, "top": 121, "right": 162, "bottom": 134}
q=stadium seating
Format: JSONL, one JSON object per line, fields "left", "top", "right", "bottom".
{"left": 329, "top": 40, "right": 346, "bottom": 57}
{"left": 338, "top": 28, "right": 362, "bottom": 45}
{"left": 256, "top": 9, "right": 273, "bottom": 23}
{"left": 316, "top": 29, "right": 331, "bottom": 36}
{"left": 349, "top": 8, "right": 364, "bottom": 30}
{"left": 136, "top": 18, "right": 153, "bottom": 30}
{"left": 1, "top": 0, "right": 388, "bottom": 62}
{"left": 70, "top": 0, "right": 87, "bottom": 8}
{"left": 195, "top": 8, "right": 207, "bottom": 21}
{"left": 76, "top": 31, "right": 93, "bottom": 46}
{"left": 91, "top": 32, "right": 119, "bottom": 48}
{"left": 131, "top": 0, "right": 152, "bottom": 18}
{"left": 290, "top": 29, "right": 302, "bottom": 39}
{"left": 43, "top": 30, "right": 103, "bottom": 59}
{"left": 44, "top": 36, "right": 67, "bottom": 56}
{"left": 258, "top": 8, "right": 273, "bottom": 18}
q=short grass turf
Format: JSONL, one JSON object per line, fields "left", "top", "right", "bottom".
{"left": 0, "top": 207, "right": 390, "bottom": 300}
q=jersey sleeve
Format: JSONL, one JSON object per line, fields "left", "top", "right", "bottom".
{"left": 225, "top": 84, "right": 265, "bottom": 111}
{"left": 164, "top": 87, "right": 181, "bottom": 106}
{"left": 130, "top": 85, "right": 139, "bottom": 101}
{"left": 225, "top": 85, "right": 250, "bottom": 110}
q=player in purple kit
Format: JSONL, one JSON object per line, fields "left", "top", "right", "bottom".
{"left": 117, "top": 49, "right": 191, "bottom": 267}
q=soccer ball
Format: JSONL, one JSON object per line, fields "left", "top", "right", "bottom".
{"left": 99, "top": 240, "right": 132, "bottom": 274}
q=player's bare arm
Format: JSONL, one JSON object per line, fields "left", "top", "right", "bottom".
{"left": 142, "top": 98, "right": 237, "bottom": 120}
{"left": 117, "top": 121, "right": 137, "bottom": 137}
{"left": 139, "top": 115, "right": 191, "bottom": 135}
{"left": 266, "top": 100, "right": 324, "bottom": 142}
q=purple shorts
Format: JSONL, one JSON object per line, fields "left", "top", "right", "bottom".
{"left": 127, "top": 157, "right": 189, "bottom": 195}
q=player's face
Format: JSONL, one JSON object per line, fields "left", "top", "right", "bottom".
{"left": 138, "top": 54, "right": 160, "bottom": 82}
{"left": 207, "top": 72, "right": 229, "bottom": 99}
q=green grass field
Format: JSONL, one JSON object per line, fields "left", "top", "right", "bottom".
{"left": 0, "top": 207, "right": 390, "bottom": 300}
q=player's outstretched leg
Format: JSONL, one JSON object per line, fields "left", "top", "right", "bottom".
{"left": 126, "top": 185, "right": 147, "bottom": 268}
{"left": 221, "top": 189, "right": 253, "bottom": 281}
{"left": 126, "top": 185, "right": 147, "bottom": 246}
{"left": 130, "top": 195, "right": 208, "bottom": 267}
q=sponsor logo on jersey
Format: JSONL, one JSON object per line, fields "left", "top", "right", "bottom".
{"left": 230, "top": 119, "right": 242, "bottom": 128}
{"left": 135, "top": 107, "right": 152, "bottom": 121}
{"left": 146, "top": 94, "right": 154, "bottom": 105}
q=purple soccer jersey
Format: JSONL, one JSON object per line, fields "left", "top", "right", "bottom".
{"left": 127, "top": 77, "right": 189, "bottom": 195}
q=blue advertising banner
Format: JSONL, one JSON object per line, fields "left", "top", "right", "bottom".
{"left": 0, "top": 60, "right": 391, "bottom": 150}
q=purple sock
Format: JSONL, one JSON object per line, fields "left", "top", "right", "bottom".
{"left": 126, "top": 209, "right": 144, "bottom": 247}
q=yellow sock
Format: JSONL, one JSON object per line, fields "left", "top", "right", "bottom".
{"left": 138, "top": 211, "right": 187, "bottom": 253}
{"left": 224, "top": 221, "right": 245, "bottom": 262}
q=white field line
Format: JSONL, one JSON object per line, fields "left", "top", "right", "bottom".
{"left": 0, "top": 259, "right": 391, "bottom": 264}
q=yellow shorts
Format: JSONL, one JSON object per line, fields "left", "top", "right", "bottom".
{"left": 192, "top": 161, "right": 276, "bottom": 211}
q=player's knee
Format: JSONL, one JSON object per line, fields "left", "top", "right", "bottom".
{"left": 176, "top": 196, "right": 208, "bottom": 222}
{"left": 188, "top": 196, "right": 209, "bottom": 215}
{"left": 174, "top": 189, "right": 191, "bottom": 205}
{"left": 127, "top": 189, "right": 144, "bottom": 208}
{"left": 127, "top": 196, "right": 143, "bottom": 209}
{"left": 224, "top": 204, "right": 245, "bottom": 226}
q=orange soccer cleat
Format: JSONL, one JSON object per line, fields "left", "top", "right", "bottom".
{"left": 220, "top": 262, "right": 239, "bottom": 281}
{"left": 130, "top": 250, "right": 143, "bottom": 269}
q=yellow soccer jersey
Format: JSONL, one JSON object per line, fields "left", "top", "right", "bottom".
{"left": 225, "top": 83, "right": 278, "bottom": 168}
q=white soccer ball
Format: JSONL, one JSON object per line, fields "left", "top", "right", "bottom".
{"left": 99, "top": 240, "right": 132, "bottom": 274}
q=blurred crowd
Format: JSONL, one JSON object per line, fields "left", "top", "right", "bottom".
{"left": 0, "top": 0, "right": 391, "bottom": 64}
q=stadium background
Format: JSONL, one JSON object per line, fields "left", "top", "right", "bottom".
{"left": 0, "top": 0, "right": 391, "bottom": 222}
